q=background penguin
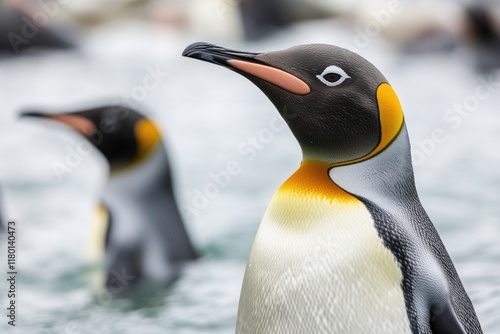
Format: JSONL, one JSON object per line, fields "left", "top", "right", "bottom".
{"left": 465, "top": 4, "right": 500, "bottom": 73}
{"left": 183, "top": 43, "right": 483, "bottom": 333}
{"left": 0, "top": 1, "right": 75, "bottom": 55}
{"left": 22, "top": 105, "right": 197, "bottom": 293}
{"left": 238, "top": 0, "right": 338, "bottom": 41}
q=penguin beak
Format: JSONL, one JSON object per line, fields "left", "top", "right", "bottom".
{"left": 183, "top": 42, "right": 310, "bottom": 95}
{"left": 182, "top": 42, "right": 261, "bottom": 66}
{"left": 21, "top": 111, "right": 96, "bottom": 137}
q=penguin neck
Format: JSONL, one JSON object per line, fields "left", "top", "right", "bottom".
{"left": 287, "top": 126, "right": 419, "bottom": 206}
{"left": 300, "top": 149, "right": 342, "bottom": 166}
{"left": 266, "top": 159, "right": 360, "bottom": 230}
{"left": 300, "top": 145, "right": 369, "bottom": 167}
{"left": 329, "top": 127, "right": 422, "bottom": 211}
{"left": 279, "top": 160, "right": 356, "bottom": 203}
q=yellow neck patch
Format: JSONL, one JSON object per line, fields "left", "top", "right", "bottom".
{"left": 331, "top": 83, "right": 404, "bottom": 167}
{"left": 133, "top": 118, "right": 161, "bottom": 162}
{"left": 264, "top": 160, "right": 361, "bottom": 230}
{"left": 278, "top": 160, "right": 355, "bottom": 203}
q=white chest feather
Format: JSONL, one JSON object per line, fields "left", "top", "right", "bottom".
{"left": 236, "top": 182, "right": 412, "bottom": 333}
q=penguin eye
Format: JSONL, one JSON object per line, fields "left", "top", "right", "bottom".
{"left": 316, "top": 65, "right": 350, "bottom": 87}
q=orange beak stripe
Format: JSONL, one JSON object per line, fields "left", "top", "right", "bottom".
{"left": 48, "top": 114, "right": 96, "bottom": 137}
{"left": 228, "top": 59, "right": 311, "bottom": 95}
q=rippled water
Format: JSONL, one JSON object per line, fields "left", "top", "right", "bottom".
{"left": 0, "top": 20, "right": 499, "bottom": 333}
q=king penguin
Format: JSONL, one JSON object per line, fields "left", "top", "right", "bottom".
{"left": 183, "top": 43, "right": 483, "bottom": 333}
{"left": 22, "top": 105, "right": 197, "bottom": 293}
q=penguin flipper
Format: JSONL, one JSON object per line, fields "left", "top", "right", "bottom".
{"left": 429, "top": 299, "right": 466, "bottom": 334}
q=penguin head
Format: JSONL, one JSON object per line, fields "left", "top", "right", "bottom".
{"left": 183, "top": 43, "right": 404, "bottom": 165}
{"left": 22, "top": 106, "right": 161, "bottom": 171}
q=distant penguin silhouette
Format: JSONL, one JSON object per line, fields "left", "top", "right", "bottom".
{"left": 238, "top": 0, "right": 337, "bottom": 40}
{"left": 22, "top": 105, "right": 197, "bottom": 293}
{"left": 0, "top": 2, "right": 74, "bottom": 55}
{"left": 465, "top": 5, "right": 500, "bottom": 72}
{"left": 183, "top": 42, "right": 482, "bottom": 333}
{"left": 239, "top": 0, "right": 288, "bottom": 40}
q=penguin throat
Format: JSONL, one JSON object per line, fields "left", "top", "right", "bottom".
{"left": 279, "top": 160, "right": 356, "bottom": 203}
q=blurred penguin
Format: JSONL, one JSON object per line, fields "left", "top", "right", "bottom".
{"left": 465, "top": 4, "right": 500, "bottom": 73}
{"left": 22, "top": 105, "right": 197, "bottom": 293}
{"left": 0, "top": 0, "right": 75, "bottom": 55}
{"left": 353, "top": 1, "right": 500, "bottom": 71}
{"left": 239, "top": 0, "right": 341, "bottom": 40}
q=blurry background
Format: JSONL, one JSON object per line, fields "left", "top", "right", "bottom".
{"left": 0, "top": 0, "right": 499, "bottom": 333}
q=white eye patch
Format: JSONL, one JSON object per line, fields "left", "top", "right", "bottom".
{"left": 316, "top": 65, "right": 350, "bottom": 87}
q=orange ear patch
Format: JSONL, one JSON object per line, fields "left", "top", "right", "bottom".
{"left": 375, "top": 83, "right": 405, "bottom": 153}
{"left": 134, "top": 119, "right": 161, "bottom": 161}
{"left": 228, "top": 59, "right": 311, "bottom": 95}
